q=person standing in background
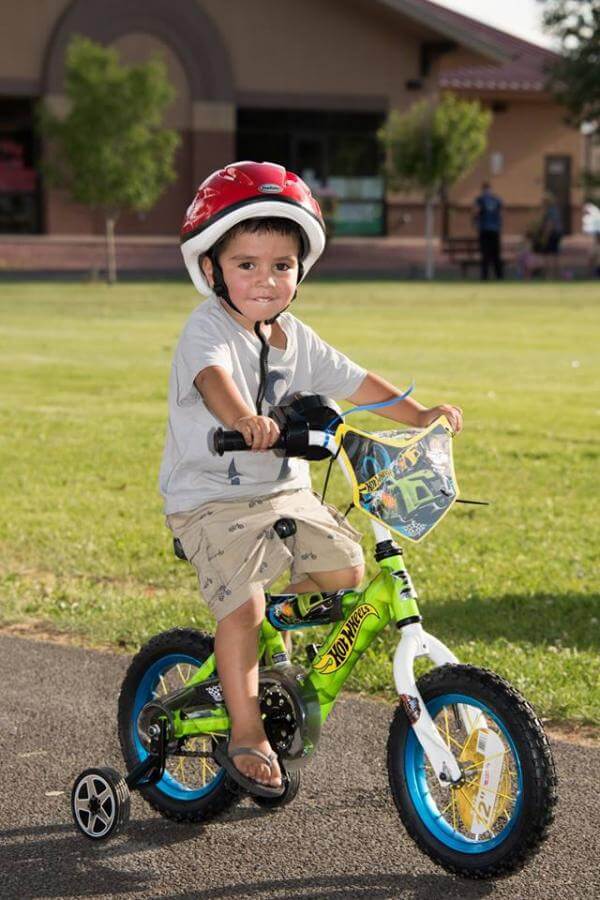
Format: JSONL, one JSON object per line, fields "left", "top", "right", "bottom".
{"left": 474, "top": 182, "right": 503, "bottom": 280}
{"left": 538, "top": 192, "right": 563, "bottom": 279}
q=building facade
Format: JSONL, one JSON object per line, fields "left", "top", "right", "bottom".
{"left": 0, "top": 0, "right": 583, "bottom": 238}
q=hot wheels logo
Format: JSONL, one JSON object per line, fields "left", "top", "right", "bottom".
{"left": 312, "top": 604, "right": 379, "bottom": 674}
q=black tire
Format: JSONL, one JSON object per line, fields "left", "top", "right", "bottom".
{"left": 118, "top": 627, "right": 238, "bottom": 824}
{"left": 252, "top": 767, "right": 301, "bottom": 810}
{"left": 387, "top": 664, "right": 557, "bottom": 879}
{"left": 71, "top": 766, "right": 130, "bottom": 840}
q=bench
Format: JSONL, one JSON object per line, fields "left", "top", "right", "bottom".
{"left": 442, "top": 237, "right": 482, "bottom": 277}
{"left": 443, "top": 236, "right": 515, "bottom": 278}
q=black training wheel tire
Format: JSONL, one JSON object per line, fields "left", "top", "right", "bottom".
{"left": 118, "top": 628, "right": 239, "bottom": 825}
{"left": 71, "top": 766, "right": 130, "bottom": 841}
{"left": 252, "top": 767, "right": 301, "bottom": 810}
{"left": 387, "top": 664, "right": 557, "bottom": 879}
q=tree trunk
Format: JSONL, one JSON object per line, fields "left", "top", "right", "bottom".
{"left": 105, "top": 215, "right": 117, "bottom": 284}
{"left": 424, "top": 196, "right": 435, "bottom": 280}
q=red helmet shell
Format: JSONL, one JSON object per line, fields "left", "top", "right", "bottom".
{"left": 180, "top": 161, "right": 326, "bottom": 295}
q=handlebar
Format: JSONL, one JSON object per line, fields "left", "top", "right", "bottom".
{"left": 213, "top": 428, "right": 286, "bottom": 455}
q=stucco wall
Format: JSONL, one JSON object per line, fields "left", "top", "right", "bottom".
{"left": 0, "top": 0, "right": 70, "bottom": 85}
{"left": 200, "top": 0, "right": 423, "bottom": 109}
{"left": 451, "top": 98, "right": 582, "bottom": 206}
{"left": 0, "top": 0, "right": 584, "bottom": 237}
{"left": 387, "top": 97, "right": 583, "bottom": 236}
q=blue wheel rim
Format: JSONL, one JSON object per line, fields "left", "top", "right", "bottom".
{"left": 404, "top": 693, "right": 523, "bottom": 853}
{"left": 132, "top": 652, "right": 225, "bottom": 801}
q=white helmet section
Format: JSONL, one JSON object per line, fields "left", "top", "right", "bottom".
{"left": 181, "top": 200, "right": 326, "bottom": 296}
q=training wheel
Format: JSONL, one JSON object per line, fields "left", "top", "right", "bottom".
{"left": 71, "top": 766, "right": 131, "bottom": 840}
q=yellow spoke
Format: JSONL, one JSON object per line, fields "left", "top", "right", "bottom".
{"left": 158, "top": 674, "right": 168, "bottom": 696}
{"left": 443, "top": 708, "right": 452, "bottom": 748}
{"left": 448, "top": 733, "right": 466, "bottom": 752}
{"left": 476, "top": 784, "right": 516, "bottom": 803}
{"left": 441, "top": 798, "right": 454, "bottom": 815}
{"left": 468, "top": 709, "right": 485, "bottom": 730}
{"left": 462, "top": 750, "right": 506, "bottom": 771}
{"left": 457, "top": 787, "right": 489, "bottom": 829}
{"left": 434, "top": 715, "right": 465, "bottom": 752}
{"left": 440, "top": 791, "right": 461, "bottom": 833}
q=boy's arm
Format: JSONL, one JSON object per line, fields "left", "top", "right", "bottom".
{"left": 195, "top": 366, "right": 280, "bottom": 450}
{"left": 346, "top": 372, "right": 463, "bottom": 433}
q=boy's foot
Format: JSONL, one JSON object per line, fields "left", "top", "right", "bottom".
{"left": 228, "top": 736, "right": 282, "bottom": 788}
{"left": 213, "top": 739, "right": 284, "bottom": 798}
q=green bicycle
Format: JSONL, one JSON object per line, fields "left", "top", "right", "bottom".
{"left": 71, "top": 394, "right": 557, "bottom": 879}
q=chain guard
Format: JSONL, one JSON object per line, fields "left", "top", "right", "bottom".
{"left": 258, "top": 664, "right": 321, "bottom": 768}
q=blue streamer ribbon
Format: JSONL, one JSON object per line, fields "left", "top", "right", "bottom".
{"left": 326, "top": 382, "right": 415, "bottom": 431}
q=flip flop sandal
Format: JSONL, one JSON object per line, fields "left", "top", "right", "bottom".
{"left": 213, "top": 742, "right": 285, "bottom": 798}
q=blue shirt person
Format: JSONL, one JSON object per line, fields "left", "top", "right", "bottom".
{"left": 473, "top": 182, "right": 503, "bottom": 280}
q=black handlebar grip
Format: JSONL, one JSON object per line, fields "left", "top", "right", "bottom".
{"left": 213, "top": 429, "right": 249, "bottom": 455}
{"left": 213, "top": 428, "right": 288, "bottom": 455}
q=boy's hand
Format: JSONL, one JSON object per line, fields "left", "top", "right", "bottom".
{"left": 417, "top": 405, "right": 463, "bottom": 434}
{"left": 232, "top": 415, "right": 281, "bottom": 451}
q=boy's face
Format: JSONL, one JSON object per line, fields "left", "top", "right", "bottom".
{"left": 201, "top": 229, "right": 300, "bottom": 325}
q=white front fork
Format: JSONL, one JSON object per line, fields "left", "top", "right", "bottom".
{"left": 392, "top": 622, "right": 477, "bottom": 786}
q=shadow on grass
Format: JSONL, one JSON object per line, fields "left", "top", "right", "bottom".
{"left": 421, "top": 591, "right": 600, "bottom": 650}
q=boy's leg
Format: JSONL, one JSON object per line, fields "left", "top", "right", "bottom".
{"left": 279, "top": 566, "right": 364, "bottom": 655}
{"left": 214, "top": 589, "right": 282, "bottom": 788}
{"left": 285, "top": 563, "right": 364, "bottom": 593}
{"left": 283, "top": 564, "right": 364, "bottom": 596}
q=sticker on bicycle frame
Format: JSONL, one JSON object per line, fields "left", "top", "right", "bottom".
{"left": 399, "top": 693, "right": 421, "bottom": 724}
{"left": 335, "top": 417, "right": 459, "bottom": 543}
{"left": 313, "top": 603, "right": 379, "bottom": 674}
{"left": 205, "top": 684, "right": 224, "bottom": 704}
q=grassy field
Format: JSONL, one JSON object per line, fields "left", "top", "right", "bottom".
{"left": 0, "top": 280, "right": 598, "bottom": 725}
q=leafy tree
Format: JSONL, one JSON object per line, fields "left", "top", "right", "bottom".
{"left": 540, "top": 1, "right": 600, "bottom": 128}
{"left": 379, "top": 94, "right": 491, "bottom": 278}
{"left": 39, "top": 36, "right": 179, "bottom": 282}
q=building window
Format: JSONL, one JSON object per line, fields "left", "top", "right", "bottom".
{"left": 0, "top": 98, "right": 41, "bottom": 234}
{"left": 237, "top": 108, "right": 386, "bottom": 236}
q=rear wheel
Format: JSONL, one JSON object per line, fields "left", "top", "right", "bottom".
{"left": 387, "top": 664, "right": 557, "bottom": 879}
{"left": 118, "top": 628, "right": 238, "bottom": 824}
{"left": 252, "top": 768, "right": 301, "bottom": 810}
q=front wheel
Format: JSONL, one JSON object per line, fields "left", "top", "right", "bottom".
{"left": 387, "top": 664, "right": 557, "bottom": 879}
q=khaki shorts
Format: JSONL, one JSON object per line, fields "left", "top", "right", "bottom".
{"left": 166, "top": 488, "right": 364, "bottom": 621}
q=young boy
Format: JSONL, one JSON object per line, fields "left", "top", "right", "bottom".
{"left": 161, "top": 161, "right": 462, "bottom": 797}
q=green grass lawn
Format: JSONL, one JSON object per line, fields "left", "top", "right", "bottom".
{"left": 0, "top": 280, "right": 598, "bottom": 725}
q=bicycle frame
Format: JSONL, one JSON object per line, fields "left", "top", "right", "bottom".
{"left": 159, "top": 419, "right": 467, "bottom": 787}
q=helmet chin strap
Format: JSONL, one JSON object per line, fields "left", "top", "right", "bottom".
{"left": 209, "top": 254, "right": 304, "bottom": 415}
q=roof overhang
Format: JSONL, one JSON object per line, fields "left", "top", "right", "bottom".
{"left": 375, "top": 0, "right": 515, "bottom": 64}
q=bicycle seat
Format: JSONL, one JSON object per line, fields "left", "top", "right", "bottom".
{"left": 173, "top": 538, "right": 187, "bottom": 561}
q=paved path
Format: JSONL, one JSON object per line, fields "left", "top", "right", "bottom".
{"left": 0, "top": 634, "right": 598, "bottom": 900}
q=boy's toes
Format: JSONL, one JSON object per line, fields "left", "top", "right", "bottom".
{"left": 227, "top": 740, "right": 283, "bottom": 789}
{"left": 230, "top": 751, "right": 274, "bottom": 786}
{"left": 268, "top": 757, "right": 282, "bottom": 788}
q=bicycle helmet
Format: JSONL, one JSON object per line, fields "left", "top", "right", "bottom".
{"left": 181, "top": 161, "right": 326, "bottom": 299}
{"left": 181, "top": 162, "right": 326, "bottom": 414}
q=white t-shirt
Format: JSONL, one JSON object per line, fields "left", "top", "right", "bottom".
{"left": 160, "top": 294, "right": 366, "bottom": 514}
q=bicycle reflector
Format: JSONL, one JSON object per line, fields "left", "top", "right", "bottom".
{"left": 335, "top": 417, "right": 459, "bottom": 542}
